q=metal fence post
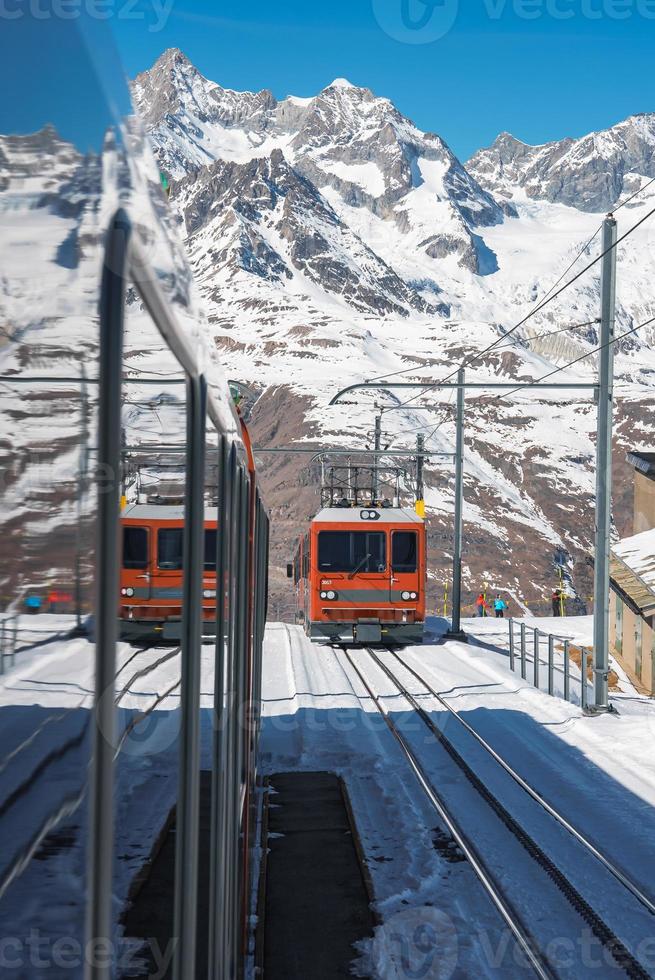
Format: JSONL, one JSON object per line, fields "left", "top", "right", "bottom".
{"left": 508, "top": 619, "right": 515, "bottom": 672}
{"left": 172, "top": 374, "right": 207, "bottom": 980}
{"left": 533, "top": 628, "right": 540, "bottom": 688}
{"left": 85, "top": 209, "right": 130, "bottom": 980}
{"left": 520, "top": 622, "right": 527, "bottom": 679}
{"left": 548, "top": 635, "right": 554, "bottom": 696}
{"left": 564, "top": 640, "right": 570, "bottom": 702}
{"left": 0, "top": 618, "right": 5, "bottom": 677}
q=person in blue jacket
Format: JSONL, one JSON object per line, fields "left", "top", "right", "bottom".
{"left": 494, "top": 595, "right": 508, "bottom": 618}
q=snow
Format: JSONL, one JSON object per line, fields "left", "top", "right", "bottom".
{"left": 260, "top": 617, "right": 655, "bottom": 977}
{"left": 318, "top": 159, "right": 386, "bottom": 197}
{"left": 2, "top": 614, "right": 655, "bottom": 976}
{"left": 613, "top": 526, "right": 655, "bottom": 588}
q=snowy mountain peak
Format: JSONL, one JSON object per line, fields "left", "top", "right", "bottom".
{"left": 326, "top": 77, "right": 357, "bottom": 90}
{"left": 468, "top": 113, "right": 655, "bottom": 211}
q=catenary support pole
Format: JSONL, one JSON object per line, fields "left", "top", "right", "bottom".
{"left": 415, "top": 432, "right": 425, "bottom": 517}
{"left": 592, "top": 214, "right": 617, "bottom": 713}
{"left": 372, "top": 411, "right": 381, "bottom": 500}
{"left": 446, "top": 368, "right": 466, "bottom": 641}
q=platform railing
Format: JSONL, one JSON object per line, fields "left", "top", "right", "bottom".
{"left": 507, "top": 618, "right": 592, "bottom": 708}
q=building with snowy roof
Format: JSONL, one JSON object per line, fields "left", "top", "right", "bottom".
{"left": 609, "top": 451, "right": 655, "bottom": 694}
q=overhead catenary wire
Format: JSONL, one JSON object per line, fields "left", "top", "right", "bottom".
{"left": 496, "top": 313, "right": 655, "bottom": 402}
{"left": 393, "top": 203, "right": 655, "bottom": 412}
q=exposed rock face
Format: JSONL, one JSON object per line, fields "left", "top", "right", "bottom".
{"left": 174, "top": 149, "right": 443, "bottom": 316}
{"left": 467, "top": 115, "right": 655, "bottom": 212}
{"left": 133, "top": 49, "right": 506, "bottom": 297}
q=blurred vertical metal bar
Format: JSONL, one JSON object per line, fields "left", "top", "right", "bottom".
{"left": 564, "top": 640, "right": 570, "bottom": 701}
{"left": 172, "top": 374, "right": 207, "bottom": 980}
{"left": 533, "top": 629, "right": 540, "bottom": 688}
{"left": 85, "top": 209, "right": 130, "bottom": 980}
{"left": 548, "top": 635, "right": 554, "bottom": 696}
{"left": 508, "top": 620, "right": 515, "bottom": 672}
{"left": 520, "top": 622, "right": 527, "bottom": 680}
{"left": 209, "top": 435, "right": 231, "bottom": 980}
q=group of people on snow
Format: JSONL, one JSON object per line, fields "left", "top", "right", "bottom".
{"left": 475, "top": 593, "right": 507, "bottom": 618}
{"left": 474, "top": 589, "right": 567, "bottom": 618}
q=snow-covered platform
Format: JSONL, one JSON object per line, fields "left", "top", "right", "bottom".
{"left": 260, "top": 617, "right": 655, "bottom": 977}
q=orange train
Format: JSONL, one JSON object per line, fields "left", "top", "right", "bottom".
{"left": 118, "top": 415, "right": 260, "bottom": 643}
{"left": 289, "top": 503, "right": 426, "bottom": 645}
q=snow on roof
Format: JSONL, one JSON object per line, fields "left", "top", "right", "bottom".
{"left": 610, "top": 527, "right": 655, "bottom": 615}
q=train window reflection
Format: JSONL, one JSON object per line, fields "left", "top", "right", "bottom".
{"left": 204, "top": 530, "right": 217, "bottom": 571}
{"left": 392, "top": 531, "right": 417, "bottom": 573}
{"left": 158, "top": 528, "right": 183, "bottom": 570}
{"left": 123, "top": 527, "right": 149, "bottom": 569}
{"left": 318, "top": 531, "right": 386, "bottom": 573}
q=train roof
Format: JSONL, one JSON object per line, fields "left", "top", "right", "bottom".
{"left": 310, "top": 507, "right": 424, "bottom": 525}
{"left": 122, "top": 504, "right": 219, "bottom": 520}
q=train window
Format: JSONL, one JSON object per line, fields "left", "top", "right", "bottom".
{"left": 123, "top": 527, "right": 149, "bottom": 569}
{"left": 204, "top": 530, "right": 217, "bottom": 571}
{"left": 318, "top": 531, "right": 386, "bottom": 573}
{"left": 392, "top": 531, "right": 418, "bottom": 573}
{"left": 158, "top": 528, "right": 184, "bottom": 570}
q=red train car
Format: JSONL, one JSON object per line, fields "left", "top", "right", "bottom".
{"left": 119, "top": 505, "right": 218, "bottom": 642}
{"left": 290, "top": 503, "right": 426, "bottom": 645}
{"left": 119, "top": 414, "right": 259, "bottom": 644}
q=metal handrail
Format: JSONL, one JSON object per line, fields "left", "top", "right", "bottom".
{"left": 507, "top": 617, "right": 592, "bottom": 708}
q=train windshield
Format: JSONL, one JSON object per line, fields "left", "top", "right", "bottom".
{"left": 123, "top": 527, "right": 149, "bottom": 569}
{"left": 157, "top": 528, "right": 218, "bottom": 570}
{"left": 318, "top": 531, "right": 386, "bottom": 573}
{"left": 158, "top": 528, "right": 184, "bottom": 570}
{"left": 392, "top": 531, "right": 418, "bottom": 573}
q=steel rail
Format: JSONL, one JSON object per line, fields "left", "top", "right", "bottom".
{"left": 339, "top": 646, "right": 555, "bottom": 980}
{"left": 367, "top": 648, "right": 651, "bottom": 979}
{"left": 389, "top": 648, "right": 655, "bottom": 918}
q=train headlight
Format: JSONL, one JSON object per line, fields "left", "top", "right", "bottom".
{"left": 121, "top": 587, "right": 134, "bottom": 598}
{"left": 203, "top": 589, "right": 216, "bottom": 599}
{"left": 320, "top": 590, "right": 338, "bottom": 600}
{"left": 360, "top": 509, "right": 380, "bottom": 521}
{"left": 401, "top": 590, "right": 418, "bottom": 601}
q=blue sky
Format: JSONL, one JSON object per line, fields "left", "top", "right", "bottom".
{"left": 112, "top": 0, "right": 655, "bottom": 160}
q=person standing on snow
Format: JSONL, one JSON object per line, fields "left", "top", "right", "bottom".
{"left": 494, "top": 595, "right": 508, "bottom": 618}
{"left": 475, "top": 593, "right": 489, "bottom": 617}
{"left": 551, "top": 589, "right": 563, "bottom": 616}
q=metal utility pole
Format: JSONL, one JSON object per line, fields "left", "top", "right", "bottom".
{"left": 592, "top": 214, "right": 618, "bottom": 712}
{"left": 446, "top": 367, "right": 466, "bottom": 641}
{"left": 372, "top": 411, "right": 381, "bottom": 500}
{"left": 415, "top": 433, "right": 425, "bottom": 517}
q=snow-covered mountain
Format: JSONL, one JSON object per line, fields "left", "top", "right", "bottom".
{"left": 129, "top": 49, "right": 655, "bottom": 613}
{"left": 467, "top": 115, "right": 655, "bottom": 213}
{"left": 3, "top": 49, "right": 654, "bottom": 613}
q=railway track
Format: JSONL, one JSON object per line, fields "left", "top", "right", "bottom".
{"left": 339, "top": 644, "right": 654, "bottom": 980}
{"left": 0, "top": 644, "right": 182, "bottom": 901}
